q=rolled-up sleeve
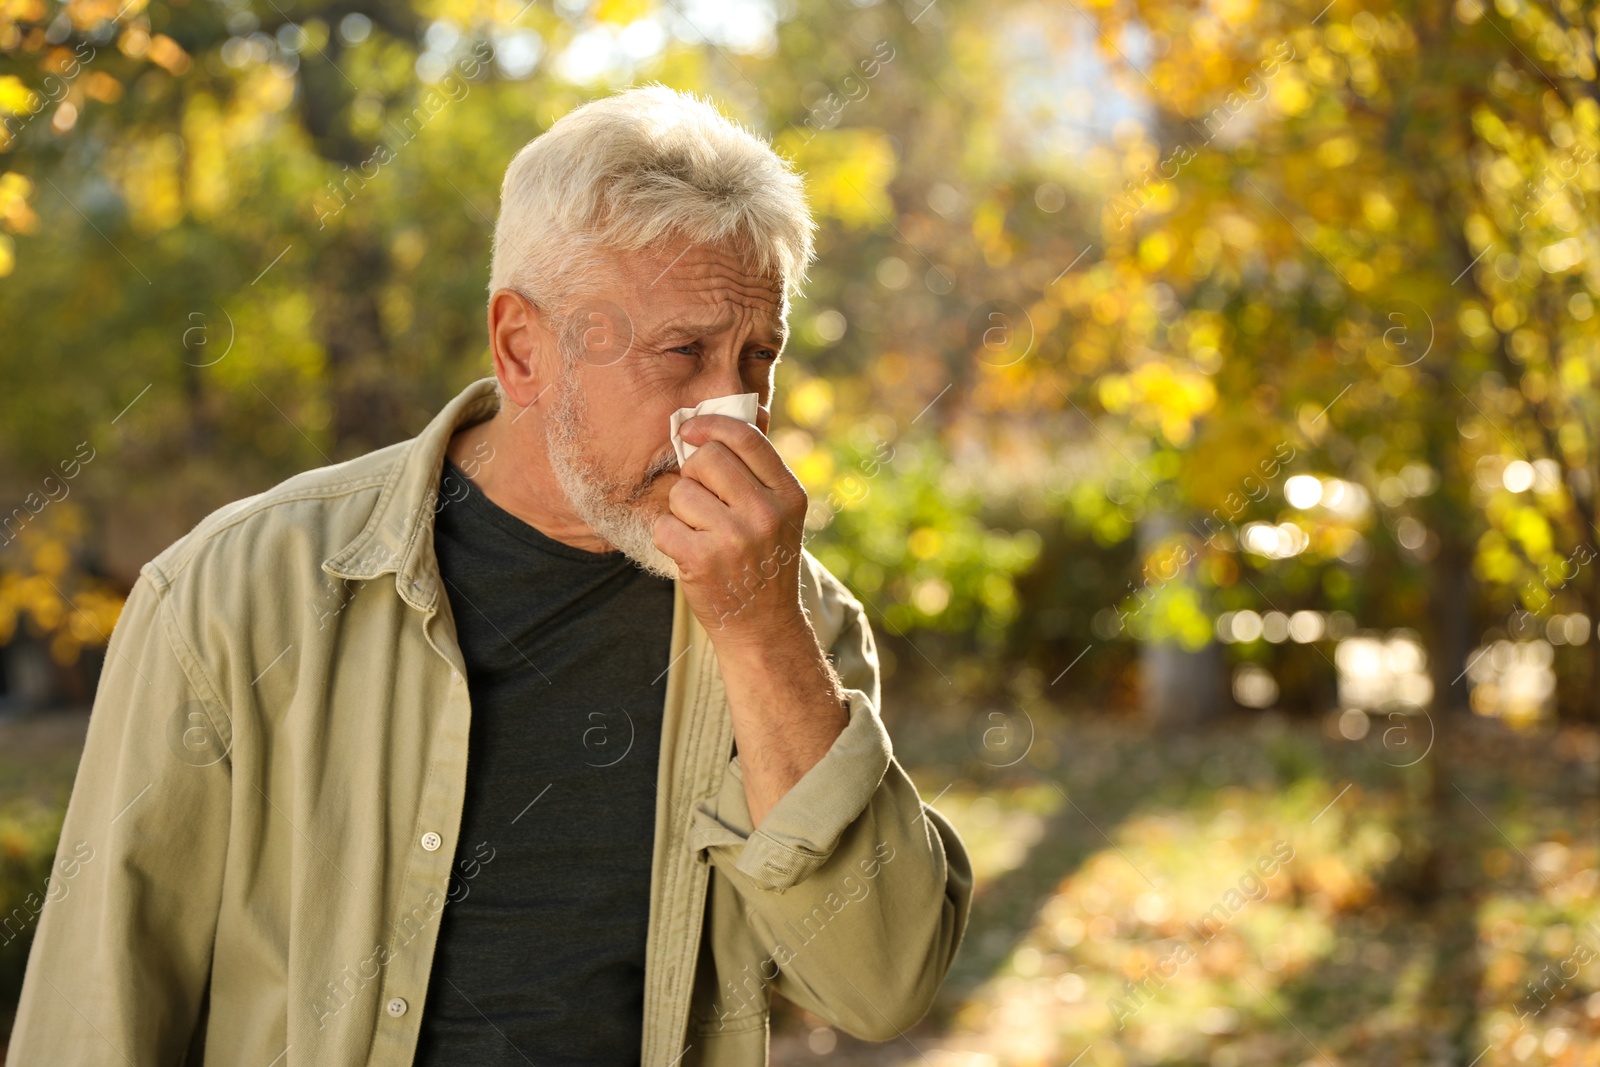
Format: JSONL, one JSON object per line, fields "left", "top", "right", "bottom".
{"left": 690, "top": 594, "right": 973, "bottom": 1040}
{"left": 5, "top": 568, "right": 233, "bottom": 1066}
{"left": 723, "top": 688, "right": 891, "bottom": 891}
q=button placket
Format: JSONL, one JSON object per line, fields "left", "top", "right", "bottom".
{"left": 372, "top": 613, "right": 471, "bottom": 1048}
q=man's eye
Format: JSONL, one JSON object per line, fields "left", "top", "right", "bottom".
{"left": 751, "top": 349, "right": 779, "bottom": 361}
{"left": 671, "top": 344, "right": 698, "bottom": 356}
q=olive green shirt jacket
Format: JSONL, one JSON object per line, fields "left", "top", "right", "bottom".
{"left": 5, "top": 377, "right": 973, "bottom": 1067}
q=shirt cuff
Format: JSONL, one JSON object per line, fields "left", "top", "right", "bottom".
{"left": 695, "top": 688, "right": 892, "bottom": 893}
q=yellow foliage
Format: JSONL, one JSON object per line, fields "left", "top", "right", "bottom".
{"left": 785, "top": 376, "right": 834, "bottom": 427}
{"left": 83, "top": 70, "right": 123, "bottom": 104}
{"left": 1138, "top": 232, "right": 1173, "bottom": 269}
{"left": 1091, "top": 290, "right": 1126, "bottom": 325}
{"left": 31, "top": 539, "right": 68, "bottom": 578}
{"left": 593, "top": 0, "right": 652, "bottom": 24}
{"left": 1097, "top": 361, "right": 1218, "bottom": 445}
{"left": 1559, "top": 353, "right": 1590, "bottom": 393}
{"left": 1211, "top": 0, "right": 1256, "bottom": 26}
{"left": 146, "top": 33, "right": 190, "bottom": 75}
{"left": 1098, "top": 373, "right": 1133, "bottom": 414}
{"left": 119, "top": 24, "right": 149, "bottom": 57}
{"left": 1506, "top": 505, "right": 1553, "bottom": 558}
{"left": 1269, "top": 69, "right": 1310, "bottom": 116}
{"left": 241, "top": 62, "right": 296, "bottom": 114}
{"left": 0, "top": 73, "right": 33, "bottom": 115}
{"left": 119, "top": 133, "right": 185, "bottom": 234}
{"left": 182, "top": 96, "right": 232, "bottom": 219}
{"left": 1316, "top": 134, "right": 1360, "bottom": 168}
{"left": 0, "top": 505, "right": 125, "bottom": 654}
{"left": 791, "top": 450, "right": 832, "bottom": 493}
{"left": 0, "top": 0, "right": 47, "bottom": 23}
{"left": 774, "top": 128, "right": 896, "bottom": 231}
{"left": 972, "top": 197, "right": 1013, "bottom": 267}
{"left": 1361, "top": 190, "right": 1396, "bottom": 230}
{"left": 908, "top": 527, "right": 943, "bottom": 560}
{"left": 69, "top": 0, "right": 142, "bottom": 24}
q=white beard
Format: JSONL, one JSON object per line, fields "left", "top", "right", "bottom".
{"left": 543, "top": 359, "right": 681, "bottom": 581}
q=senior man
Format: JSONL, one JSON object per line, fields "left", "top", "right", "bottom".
{"left": 6, "top": 86, "right": 971, "bottom": 1066}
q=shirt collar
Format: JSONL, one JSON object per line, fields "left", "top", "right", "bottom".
{"left": 321, "top": 376, "right": 501, "bottom": 612}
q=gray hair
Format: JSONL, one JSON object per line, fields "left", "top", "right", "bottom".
{"left": 489, "top": 85, "right": 817, "bottom": 321}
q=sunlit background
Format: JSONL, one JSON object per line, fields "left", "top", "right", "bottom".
{"left": 2, "top": 0, "right": 1599, "bottom": 1062}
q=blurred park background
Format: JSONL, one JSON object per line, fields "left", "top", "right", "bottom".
{"left": 2, "top": 0, "right": 1600, "bottom": 1062}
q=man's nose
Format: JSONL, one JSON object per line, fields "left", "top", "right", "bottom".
{"left": 695, "top": 356, "right": 751, "bottom": 400}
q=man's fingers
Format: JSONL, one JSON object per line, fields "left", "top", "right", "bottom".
{"left": 677, "top": 413, "right": 791, "bottom": 491}
{"left": 666, "top": 473, "right": 731, "bottom": 532}
{"left": 651, "top": 510, "right": 696, "bottom": 561}
{"left": 680, "top": 441, "right": 768, "bottom": 510}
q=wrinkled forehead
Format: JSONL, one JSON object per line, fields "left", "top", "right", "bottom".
{"left": 605, "top": 239, "right": 788, "bottom": 343}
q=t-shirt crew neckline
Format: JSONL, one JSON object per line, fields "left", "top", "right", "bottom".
{"left": 440, "top": 456, "right": 632, "bottom": 566}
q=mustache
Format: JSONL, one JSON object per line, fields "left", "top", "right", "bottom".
{"left": 626, "top": 449, "right": 680, "bottom": 503}
{"left": 645, "top": 449, "right": 680, "bottom": 481}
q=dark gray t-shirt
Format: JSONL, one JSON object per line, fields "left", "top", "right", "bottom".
{"left": 412, "top": 457, "right": 676, "bottom": 1067}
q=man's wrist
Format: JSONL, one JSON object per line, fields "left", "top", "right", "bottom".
{"left": 720, "top": 615, "right": 848, "bottom": 714}
{"left": 706, "top": 603, "right": 816, "bottom": 663}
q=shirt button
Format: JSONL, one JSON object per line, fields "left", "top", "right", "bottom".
{"left": 421, "top": 832, "right": 442, "bottom": 852}
{"left": 452, "top": 671, "right": 463, "bottom": 684}
{"left": 387, "top": 997, "right": 408, "bottom": 1017}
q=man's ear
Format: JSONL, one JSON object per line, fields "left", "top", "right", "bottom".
{"left": 488, "top": 288, "right": 560, "bottom": 407}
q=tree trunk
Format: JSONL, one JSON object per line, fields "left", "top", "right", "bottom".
{"left": 1137, "top": 511, "right": 1225, "bottom": 726}
{"left": 316, "top": 235, "right": 405, "bottom": 458}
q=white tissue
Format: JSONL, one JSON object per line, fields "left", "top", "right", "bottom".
{"left": 670, "top": 392, "right": 760, "bottom": 467}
